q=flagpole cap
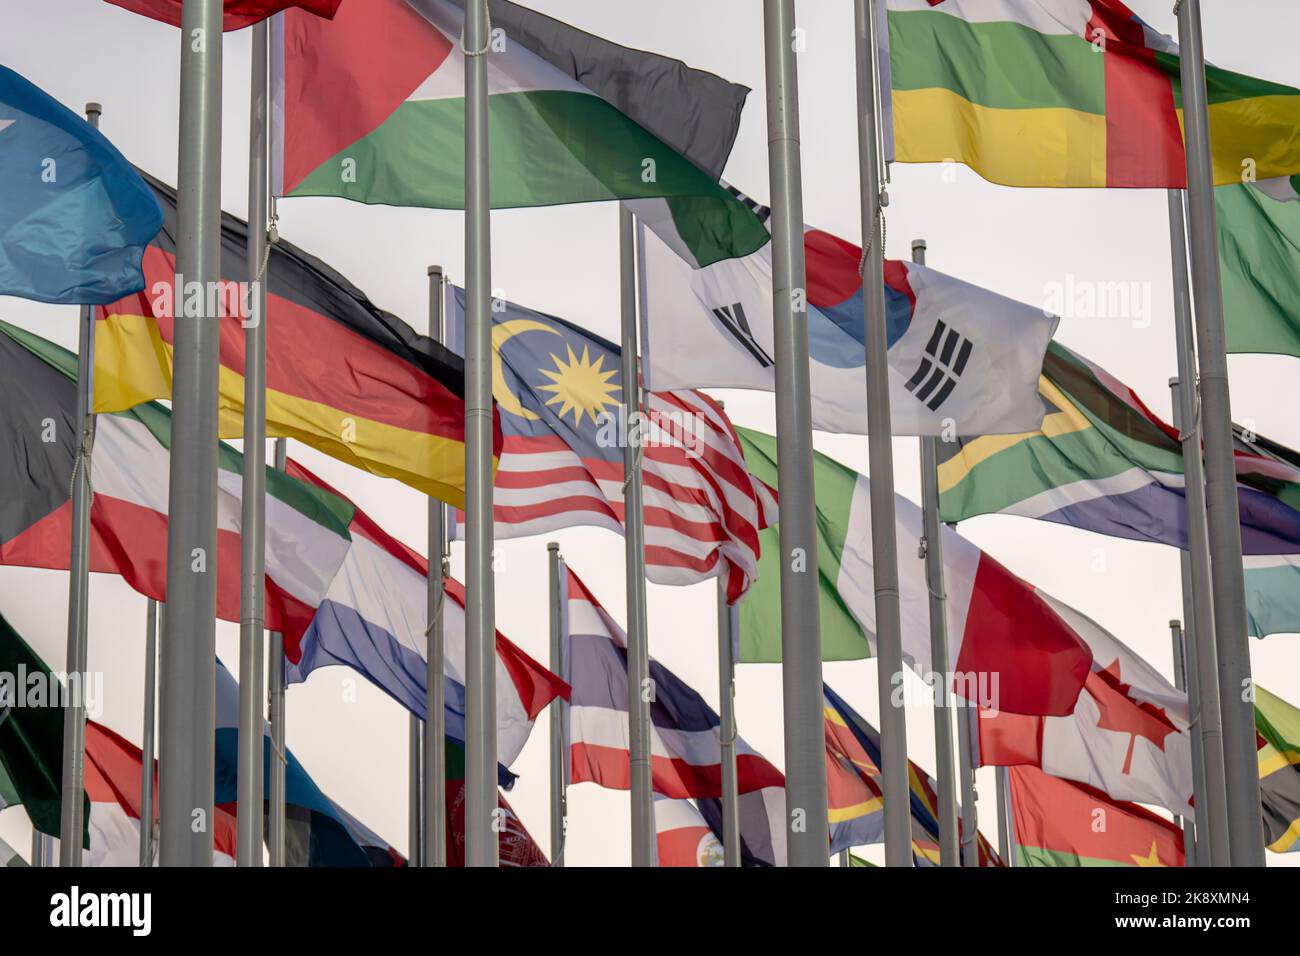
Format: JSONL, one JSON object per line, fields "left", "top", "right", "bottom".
{"left": 547, "top": 541, "right": 560, "bottom": 554}
{"left": 428, "top": 265, "right": 443, "bottom": 277}
{"left": 911, "top": 239, "right": 927, "bottom": 253}
{"left": 1169, "top": 619, "right": 1182, "bottom": 629}
{"left": 1168, "top": 376, "right": 1180, "bottom": 387}
{"left": 84, "top": 102, "right": 102, "bottom": 121}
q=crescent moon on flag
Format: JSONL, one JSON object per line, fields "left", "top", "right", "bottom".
{"left": 491, "top": 318, "right": 562, "bottom": 421}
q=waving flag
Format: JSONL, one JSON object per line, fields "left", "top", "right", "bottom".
{"left": 0, "top": 66, "right": 161, "bottom": 304}
{"left": 885, "top": 0, "right": 1300, "bottom": 189}
{"left": 1257, "top": 685, "right": 1300, "bottom": 854}
{"left": 639, "top": 195, "right": 1057, "bottom": 436}
{"left": 449, "top": 287, "right": 771, "bottom": 603}
{"left": 938, "top": 341, "right": 1300, "bottom": 557}
{"left": 0, "top": 838, "right": 26, "bottom": 868}
{"left": 738, "top": 428, "right": 1093, "bottom": 717}
{"left": 1010, "top": 766, "right": 1185, "bottom": 867}
{"left": 94, "top": 173, "right": 490, "bottom": 507}
{"left": 0, "top": 322, "right": 351, "bottom": 644}
{"left": 105, "top": 0, "right": 341, "bottom": 28}
{"left": 564, "top": 564, "right": 784, "bottom": 799}
{"left": 286, "top": 460, "right": 568, "bottom": 781}
{"left": 654, "top": 796, "right": 725, "bottom": 867}
{"left": 1217, "top": 182, "right": 1300, "bottom": 360}
{"left": 823, "top": 686, "right": 1000, "bottom": 866}
{"left": 271, "top": 0, "right": 766, "bottom": 264}
{"left": 976, "top": 613, "right": 1195, "bottom": 820}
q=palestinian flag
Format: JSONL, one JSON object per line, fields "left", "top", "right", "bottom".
{"left": 1217, "top": 181, "right": 1300, "bottom": 360}
{"left": 93, "top": 172, "right": 492, "bottom": 507}
{"left": 938, "top": 341, "right": 1300, "bottom": 560}
{"left": 104, "top": 0, "right": 341, "bottom": 29}
{"left": 1009, "top": 765, "right": 1185, "bottom": 867}
{"left": 886, "top": 0, "right": 1300, "bottom": 188}
{"left": 737, "top": 428, "right": 1093, "bottom": 717}
{"left": 0, "top": 612, "right": 90, "bottom": 847}
{"left": 1256, "top": 684, "right": 1300, "bottom": 854}
{"left": 0, "top": 321, "right": 353, "bottom": 644}
{"left": 271, "top": 0, "right": 768, "bottom": 266}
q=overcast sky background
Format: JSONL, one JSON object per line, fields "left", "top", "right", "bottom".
{"left": 3, "top": 0, "right": 1300, "bottom": 867}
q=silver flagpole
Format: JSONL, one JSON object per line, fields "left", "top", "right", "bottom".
{"left": 425, "top": 266, "right": 448, "bottom": 867}
{"left": 266, "top": 437, "right": 287, "bottom": 866}
{"left": 30, "top": 829, "right": 46, "bottom": 868}
{"left": 855, "top": 0, "right": 910, "bottom": 867}
{"left": 1176, "top": 0, "right": 1264, "bottom": 867}
{"left": 995, "top": 765, "right": 1009, "bottom": 863}
{"left": 716, "top": 572, "right": 741, "bottom": 867}
{"left": 618, "top": 206, "right": 655, "bottom": 867}
{"left": 1168, "top": 620, "right": 1199, "bottom": 866}
{"left": 762, "top": 0, "right": 829, "bottom": 869}
{"left": 58, "top": 100, "right": 102, "bottom": 869}
{"left": 955, "top": 698, "right": 978, "bottom": 866}
{"left": 408, "top": 714, "right": 423, "bottom": 864}
{"left": 463, "top": 0, "right": 498, "bottom": 867}
{"left": 1168, "top": 187, "right": 1231, "bottom": 866}
{"left": 139, "top": 600, "right": 159, "bottom": 866}
{"left": 999, "top": 766, "right": 1015, "bottom": 866}
{"left": 236, "top": 17, "right": 270, "bottom": 868}
{"left": 160, "top": 0, "right": 223, "bottom": 867}
{"left": 838, "top": 848, "right": 850, "bottom": 867}
{"left": 548, "top": 543, "right": 567, "bottom": 867}
{"left": 912, "top": 238, "right": 958, "bottom": 867}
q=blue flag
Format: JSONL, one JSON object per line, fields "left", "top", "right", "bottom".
{"left": 0, "top": 65, "right": 162, "bottom": 305}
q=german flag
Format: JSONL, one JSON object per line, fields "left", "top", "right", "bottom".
{"left": 93, "top": 171, "right": 498, "bottom": 508}
{"left": 1257, "top": 685, "right": 1300, "bottom": 855}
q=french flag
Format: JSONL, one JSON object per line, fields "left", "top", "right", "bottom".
{"left": 286, "top": 460, "right": 569, "bottom": 780}
{"left": 564, "top": 563, "right": 784, "bottom": 799}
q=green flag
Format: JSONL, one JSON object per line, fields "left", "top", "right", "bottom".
{"left": 1217, "top": 180, "right": 1300, "bottom": 359}
{"left": 848, "top": 852, "right": 875, "bottom": 868}
{"left": 0, "top": 612, "right": 90, "bottom": 847}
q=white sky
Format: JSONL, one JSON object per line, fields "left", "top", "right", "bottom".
{"left": 3, "top": 0, "right": 1299, "bottom": 867}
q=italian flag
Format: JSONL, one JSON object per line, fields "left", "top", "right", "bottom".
{"left": 1009, "top": 765, "right": 1185, "bottom": 867}
{"left": 736, "top": 428, "right": 1093, "bottom": 717}
{"left": 0, "top": 322, "right": 353, "bottom": 644}
{"left": 886, "top": 0, "right": 1300, "bottom": 188}
{"left": 271, "top": 0, "right": 768, "bottom": 264}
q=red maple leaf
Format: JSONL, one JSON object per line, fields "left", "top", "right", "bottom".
{"left": 1085, "top": 660, "right": 1180, "bottom": 774}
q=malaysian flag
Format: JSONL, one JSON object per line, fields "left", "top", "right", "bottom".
{"left": 448, "top": 286, "right": 772, "bottom": 602}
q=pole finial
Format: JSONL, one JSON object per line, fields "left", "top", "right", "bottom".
{"left": 85, "top": 102, "right": 102, "bottom": 118}
{"left": 547, "top": 541, "right": 560, "bottom": 553}
{"left": 911, "top": 238, "right": 927, "bottom": 253}
{"left": 428, "top": 265, "right": 443, "bottom": 277}
{"left": 1168, "top": 376, "right": 1180, "bottom": 387}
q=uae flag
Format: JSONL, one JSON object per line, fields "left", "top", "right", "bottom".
{"left": 1009, "top": 765, "right": 1185, "bottom": 867}
{"left": 105, "top": 0, "right": 341, "bottom": 29}
{"left": 271, "top": 0, "right": 768, "bottom": 266}
{"left": 0, "top": 321, "right": 353, "bottom": 644}
{"left": 94, "top": 172, "right": 492, "bottom": 507}
{"left": 737, "top": 428, "right": 1093, "bottom": 717}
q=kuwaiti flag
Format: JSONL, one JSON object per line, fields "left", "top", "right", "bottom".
{"left": 286, "top": 460, "right": 568, "bottom": 779}
{"left": 976, "top": 603, "right": 1196, "bottom": 820}
{"left": 447, "top": 286, "right": 773, "bottom": 603}
{"left": 270, "top": 0, "right": 767, "bottom": 264}
{"left": 639, "top": 193, "right": 1058, "bottom": 436}
{"left": 654, "top": 796, "right": 724, "bottom": 868}
{"left": 0, "top": 321, "right": 352, "bottom": 644}
{"left": 738, "top": 428, "right": 1094, "bottom": 716}
{"left": 564, "top": 564, "right": 785, "bottom": 798}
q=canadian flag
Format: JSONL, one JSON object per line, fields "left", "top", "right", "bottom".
{"left": 976, "top": 595, "right": 1195, "bottom": 820}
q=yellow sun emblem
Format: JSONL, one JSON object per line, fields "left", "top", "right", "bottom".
{"left": 537, "top": 344, "right": 622, "bottom": 427}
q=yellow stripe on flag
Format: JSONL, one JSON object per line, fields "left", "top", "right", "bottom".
{"left": 1175, "top": 96, "right": 1300, "bottom": 186}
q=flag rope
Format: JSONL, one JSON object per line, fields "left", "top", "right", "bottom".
{"left": 459, "top": 5, "right": 492, "bottom": 57}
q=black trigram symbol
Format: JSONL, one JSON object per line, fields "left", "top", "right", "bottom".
{"left": 904, "top": 319, "right": 972, "bottom": 411}
{"left": 712, "top": 302, "right": 774, "bottom": 368}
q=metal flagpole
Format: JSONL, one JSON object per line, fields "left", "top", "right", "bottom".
{"left": 618, "top": 206, "right": 655, "bottom": 867}
{"left": 912, "top": 238, "right": 958, "bottom": 867}
{"left": 955, "top": 698, "right": 978, "bottom": 866}
{"left": 548, "top": 544, "right": 567, "bottom": 867}
{"left": 1176, "top": 0, "right": 1265, "bottom": 866}
{"left": 999, "top": 766, "right": 1016, "bottom": 866}
{"left": 716, "top": 572, "right": 741, "bottom": 867}
{"left": 58, "top": 100, "right": 102, "bottom": 869}
{"left": 838, "top": 848, "right": 850, "bottom": 867}
{"left": 159, "top": 0, "right": 223, "bottom": 867}
{"left": 463, "top": 0, "right": 498, "bottom": 868}
{"left": 30, "top": 830, "right": 46, "bottom": 867}
{"left": 855, "top": 0, "right": 911, "bottom": 867}
{"left": 267, "top": 437, "right": 288, "bottom": 865}
{"left": 236, "top": 17, "right": 270, "bottom": 867}
{"left": 995, "top": 765, "right": 1009, "bottom": 864}
{"left": 408, "top": 714, "right": 423, "bottom": 864}
{"left": 425, "top": 266, "right": 448, "bottom": 867}
{"left": 139, "top": 600, "right": 159, "bottom": 866}
{"left": 762, "top": 0, "right": 829, "bottom": 867}
{"left": 1168, "top": 190, "right": 1231, "bottom": 866}
{"left": 1169, "top": 620, "right": 1200, "bottom": 866}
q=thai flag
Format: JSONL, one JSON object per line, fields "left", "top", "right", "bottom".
{"left": 563, "top": 563, "right": 785, "bottom": 798}
{"left": 286, "top": 460, "right": 569, "bottom": 783}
